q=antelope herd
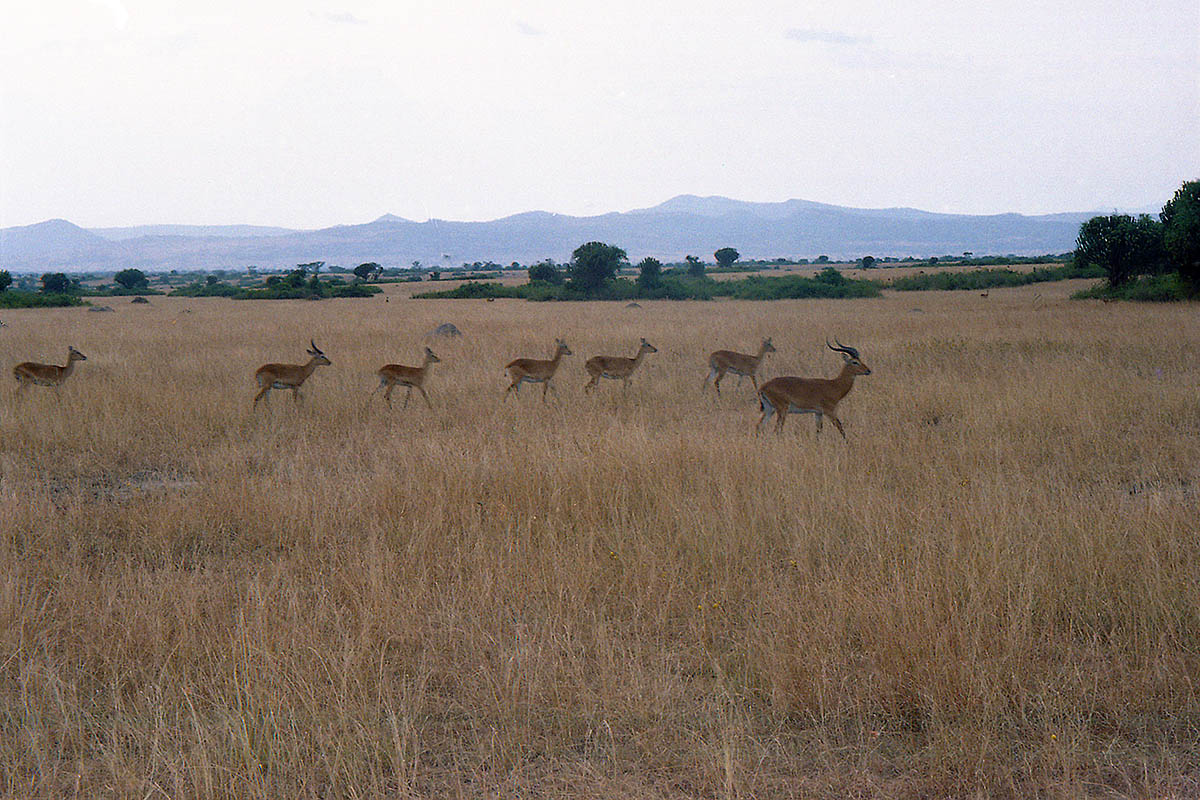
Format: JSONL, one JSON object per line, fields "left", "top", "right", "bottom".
{"left": 9, "top": 335, "right": 871, "bottom": 437}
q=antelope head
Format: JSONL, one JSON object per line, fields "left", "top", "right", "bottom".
{"left": 639, "top": 338, "right": 658, "bottom": 354}
{"left": 827, "top": 339, "right": 870, "bottom": 375}
{"left": 307, "top": 340, "right": 332, "bottom": 365}
{"left": 762, "top": 338, "right": 777, "bottom": 354}
{"left": 68, "top": 346, "right": 88, "bottom": 363}
{"left": 424, "top": 347, "right": 442, "bottom": 364}
{"left": 556, "top": 338, "right": 573, "bottom": 357}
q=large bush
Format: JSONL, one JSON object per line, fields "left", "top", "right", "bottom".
{"left": 1074, "top": 214, "right": 1164, "bottom": 286}
{"left": 1161, "top": 179, "right": 1200, "bottom": 287}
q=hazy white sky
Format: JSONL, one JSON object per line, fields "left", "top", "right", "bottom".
{"left": 2, "top": 0, "right": 1197, "bottom": 228}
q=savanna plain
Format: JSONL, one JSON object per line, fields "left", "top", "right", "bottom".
{"left": 1, "top": 280, "right": 1197, "bottom": 798}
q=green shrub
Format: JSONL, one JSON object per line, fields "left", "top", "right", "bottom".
{"left": 889, "top": 264, "right": 1103, "bottom": 291}
{"left": 1073, "top": 273, "right": 1195, "bottom": 302}
{"left": 0, "top": 291, "right": 85, "bottom": 308}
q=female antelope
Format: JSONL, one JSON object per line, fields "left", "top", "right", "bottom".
{"left": 376, "top": 347, "right": 441, "bottom": 409}
{"left": 703, "top": 337, "right": 776, "bottom": 394}
{"left": 504, "top": 339, "right": 572, "bottom": 400}
{"left": 584, "top": 338, "right": 657, "bottom": 393}
{"left": 13, "top": 346, "right": 87, "bottom": 392}
{"left": 757, "top": 340, "right": 871, "bottom": 438}
{"left": 253, "top": 340, "right": 331, "bottom": 407}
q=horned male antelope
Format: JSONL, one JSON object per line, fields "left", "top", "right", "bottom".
{"left": 504, "top": 339, "right": 572, "bottom": 400}
{"left": 253, "top": 340, "right": 331, "bottom": 407}
{"left": 376, "top": 347, "right": 441, "bottom": 409}
{"left": 757, "top": 340, "right": 871, "bottom": 438}
{"left": 703, "top": 337, "right": 776, "bottom": 394}
{"left": 584, "top": 338, "right": 657, "bottom": 393}
{"left": 13, "top": 346, "right": 87, "bottom": 392}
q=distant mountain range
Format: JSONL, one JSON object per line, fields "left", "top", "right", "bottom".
{"left": 0, "top": 195, "right": 1097, "bottom": 273}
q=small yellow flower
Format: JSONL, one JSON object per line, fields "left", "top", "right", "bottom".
{"left": 1050, "top": 734, "right": 1057, "bottom": 740}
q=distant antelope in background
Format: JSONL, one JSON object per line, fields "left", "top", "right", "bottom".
{"left": 253, "top": 340, "right": 331, "bottom": 407}
{"left": 980, "top": 290, "right": 989, "bottom": 298}
{"left": 703, "top": 337, "right": 776, "bottom": 394}
{"left": 13, "top": 346, "right": 87, "bottom": 393}
{"left": 584, "top": 338, "right": 657, "bottom": 393}
{"left": 504, "top": 339, "right": 572, "bottom": 401}
{"left": 757, "top": 340, "right": 871, "bottom": 438}
{"left": 376, "top": 347, "right": 441, "bottom": 409}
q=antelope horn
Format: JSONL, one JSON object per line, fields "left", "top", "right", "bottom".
{"left": 827, "top": 339, "right": 860, "bottom": 359}
{"left": 310, "top": 339, "right": 322, "bottom": 353}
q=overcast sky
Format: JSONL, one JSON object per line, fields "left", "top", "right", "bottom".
{"left": 2, "top": 0, "right": 1197, "bottom": 229}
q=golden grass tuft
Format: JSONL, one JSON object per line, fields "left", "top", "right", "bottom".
{"left": 1, "top": 281, "right": 1198, "bottom": 797}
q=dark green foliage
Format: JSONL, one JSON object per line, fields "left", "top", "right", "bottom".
{"left": 169, "top": 280, "right": 379, "bottom": 300}
{"left": 114, "top": 268, "right": 149, "bottom": 291}
{"left": 713, "top": 248, "right": 739, "bottom": 269}
{"left": 684, "top": 255, "right": 704, "bottom": 277}
{"left": 1074, "top": 214, "right": 1164, "bottom": 286}
{"left": 815, "top": 267, "right": 847, "bottom": 285}
{"left": 1074, "top": 273, "right": 1192, "bottom": 302}
{"left": 860, "top": 255, "right": 877, "bottom": 269}
{"left": 416, "top": 272, "right": 879, "bottom": 302}
{"left": 528, "top": 261, "right": 564, "bottom": 285}
{"left": 354, "top": 262, "right": 380, "bottom": 281}
{"left": 570, "top": 242, "right": 627, "bottom": 291}
{"left": 717, "top": 273, "right": 880, "bottom": 300}
{"left": 1161, "top": 179, "right": 1200, "bottom": 286}
{"left": 0, "top": 291, "right": 84, "bottom": 308}
{"left": 41, "top": 272, "right": 73, "bottom": 293}
{"left": 637, "top": 257, "right": 663, "bottom": 289}
{"left": 0, "top": 270, "right": 11, "bottom": 292}
{"left": 889, "top": 263, "right": 1103, "bottom": 291}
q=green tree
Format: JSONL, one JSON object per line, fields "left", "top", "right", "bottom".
{"left": 713, "top": 247, "right": 739, "bottom": 269}
{"left": 637, "top": 257, "right": 663, "bottom": 289}
{"left": 684, "top": 255, "right": 704, "bottom": 277}
{"left": 41, "top": 272, "right": 71, "bottom": 293}
{"left": 299, "top": 261, "right": 324, "bottom": 275}
{"left": 1075, "top": 214, "right": 1163, "bottom": 286}
{"left": 528, "top": 261, "right": 564, "bottom": 285}
{"left": 1161, "top": 179, "right": 1200, "bottom": 286}
{"left": 353, "top": 262, "right": 380, "bottom": 282}
{"left": 569, "top": 242, "right": 627, "bottom": 292}
{"left": 0, "top": 270, "right": 11, "bottom": 292}
{"left": 114, "top": 268, "right": 149, "bottom": 291}
{"left": 815, "top": 255, "right": 829, "bottom": 264}
{"left": 860, "top": 255, "right": 877, "bottom": 269}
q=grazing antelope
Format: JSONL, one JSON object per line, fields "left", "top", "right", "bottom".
{"left": 584, "top": 338, "right": 657, "bottom": 393}
{"left": 504, "top": 339, "right": 572, "bottom": 401}
{"left": 757, "top": 340, "right": 871, "bottom": 438}
{"left": 980, "top": 290, "right": 989, "bottom": 298}
{"left": 376, "top": 347, "right": 441, "bottom": 409}
{"left": 13, "top": 346, "right": 87, "bottom": 392}
{"left": 703, "top": 338, "right": 776, "bottom": 394}
{"left": 253, "top": 340, "right": 331, "bottom": 407}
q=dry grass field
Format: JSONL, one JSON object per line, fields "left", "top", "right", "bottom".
{"left": 1, "top": 281, "right": 1198, "bottom": 798}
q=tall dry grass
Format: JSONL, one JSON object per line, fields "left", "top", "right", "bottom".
{"left": 1, "top": 283, "right": 1197, "bottom": 798}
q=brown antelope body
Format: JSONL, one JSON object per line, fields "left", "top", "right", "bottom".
{"left": 584, "top": 338, "right": 657, "bottom": 393}
{"left": 13, "top": 346, "right": 87, "bottom": 391}
{"left": 504, "top": 339, "right": 571, "bottom": 400}
{"left": 757, "top": 340, "right": 871, "bottom": 438}
{"left": 704, "top": 337, "right": 776, "bottom": 394}
{"left": 376, "top": 347, "right": 441, "bottom": 408}
{"left": 253, "top": 340, "right": 331, "bottom": 407}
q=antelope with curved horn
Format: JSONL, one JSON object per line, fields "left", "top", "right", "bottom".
{"left": 253, "top": 340, "right": 331, "bottom": 407}
{"left": 376, "top": 347, "right": 441, "bottom": 409}
{"left": 703, "top": 337, "right": 776, "bottom": 394}
{"left": 504, "top": 339, "right": 572, "bottom": 400}
{"left": 13, "top": 346, "right": 87, "bottom": 392}
{"left": 584, "top": 338, "right": 657, "bottom": 393}
{"left": 756, "top": 340, "right": 871, "bottom": 438}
